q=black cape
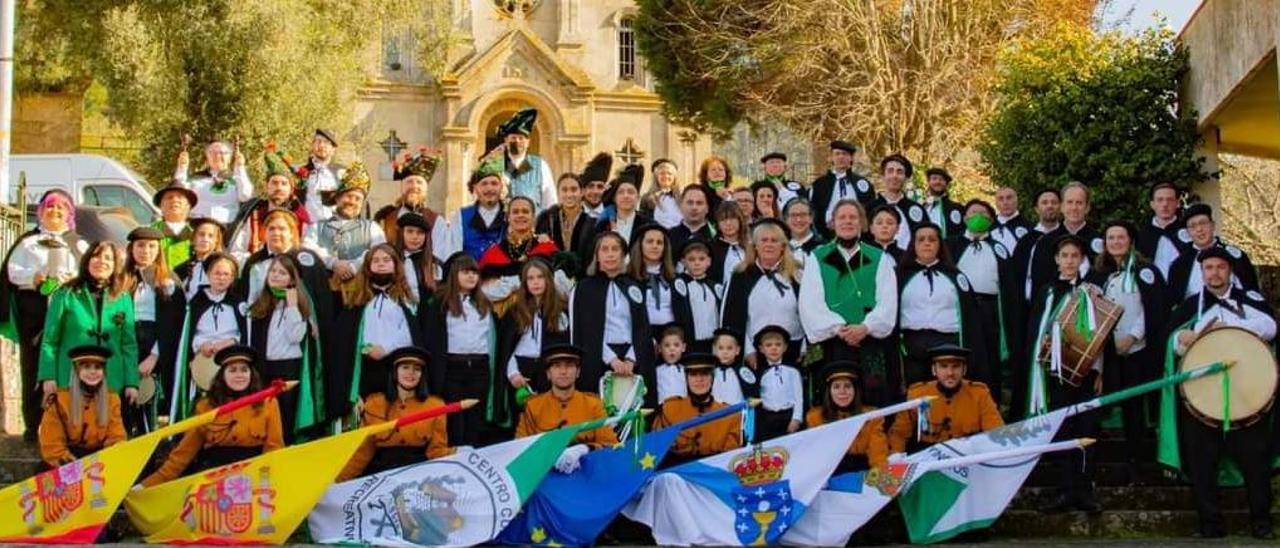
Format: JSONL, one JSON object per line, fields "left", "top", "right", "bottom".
{"left": 1136, "top": 216, "right": 1192, "bottom": 267}
{"left": 327, "top": 297, "right": 424, "bottom": 419}
{"left": 1165, "top": 239, "right": 1261, "bottom": 305}
{"left": 570, "top": 273, "right": 657, "bottom": 408}
{"left": 925, "top": 196, "right": 966, "bottom": 239}
{"left": 535, "top": 205, "right": 598, "bottom": 273}
{"left": 809, "top": 169, "right": 875, "bottom": 238}
{"left": 895, "top": 262, "right": 991, "bottom": 372}
{"left": 720, "top": 262, "right": 800, "bottom": 347}
{"left": 237, "top": 247, "right": 335, "bottom": 328}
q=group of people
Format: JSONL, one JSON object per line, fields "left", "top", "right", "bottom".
{"left": 1, "top": 108, "right": 1276, "bottom": 540}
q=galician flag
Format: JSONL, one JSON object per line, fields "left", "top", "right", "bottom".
{"left": 125, "top": 399, "right": 473, "bottom": 544}
{"left": 623, "top": 398, "right": 927, "bottom": 546}
{"left": 0, "top": 382, "right": 291, "bottom": 543}
{"left": 308, "top": 410, "right": 642, "bottom": 546}
{"left": 898, "top": 361, "right": 1228, "bottom": 544}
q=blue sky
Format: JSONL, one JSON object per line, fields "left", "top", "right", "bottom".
{"left": 1102, "top": 0, "right": 1202, "bottom": 33}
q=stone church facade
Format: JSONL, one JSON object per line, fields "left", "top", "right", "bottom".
{"left": 354, "top": 0, "right": 714, "bottom": 213}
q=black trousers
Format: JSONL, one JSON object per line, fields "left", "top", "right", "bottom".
{"left": 445, "top": 354, "right": 490, "bottom": 447}
{"left": 1048, "top": 371, "right": 1099, "bottom": 502}
{"left": 1103, "top": 348, "right": 1151, "bottom": 459}
{"left": 16, "top": 290, "right": 47, "bottom": 438}
{"left": 262, "top": 358, "right": 302, "bottom": 443}
{"left": 755, "top": 408, "right": 795, "bottom": 442}
{"left": 971, "top": 294, "right": 1002, "bottom": 396}
{"left": 514, "top": 356, "right": 548, "bottom": 394}
{"left": 823, "top": 336, "right": 895, "bottom": 407}
{"left": 1181, "top": 411, "right": 1274, "bottom": 535}
{"left": 124, "top": 321, "right": 159, "bottom": 436}
{"left": 900, "top": 329, "right": 958, "bottom": 387}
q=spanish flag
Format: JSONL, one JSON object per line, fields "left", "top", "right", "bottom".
{"left": 0, "top": 382, "right": 293, "bottom": 543}
{"left": 124, "top": 399, "right": 475, "bottom": 544}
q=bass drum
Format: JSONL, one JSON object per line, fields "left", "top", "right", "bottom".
{"left": 1178, "top": 326, "right": 1278, "bottom": 430}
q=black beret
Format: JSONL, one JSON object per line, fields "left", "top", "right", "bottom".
{"left": 1184, "top": 203, "right": 1213, "bottom": 222}
{"left": 752, "top": 324, "right": 791, "bottom": 350}
{"left": 386, "top": 346, "right": 432, "bottom": 368}
{"left": 1196, "top": 246, "right": 1233, "bottom": 265}
{"left": 880, "top": 154, "right": 914, "bottom": 178}
{"left": 925, "top": 167, "right": 952, "bottom": 183}
{"left": 927, "top": 343, "right": 970, "bottom": 362}
{"left": 678, "top": 237, "right": 712, "bottom": 258}
{"left": 127, "top": 226, "right": 164, "bottom": 242}
{"left": 830, "top": 140, "right": 857, "bottom": 154}
{"left": 712, "top": 327, "right": 743, "bottom": 345}
{"left": 760, "top": 152, "right": 787, "bottom": 163}
{"left": 214, "top": 345, "right": 258, "bottom": 367}
{"left": 69, "top": 344, "right": 113, "bottom": 363}
{"left": 397, "top": 212, "right": 430, "bottom": 233}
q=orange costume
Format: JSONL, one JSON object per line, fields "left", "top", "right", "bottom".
{"left": 653, "top": 397, "right": 742, "bottom": 459}
{"left": 805, "top": 406, "right": 888, "bottom": 468}
{"left": 889, "top": 380, "right": 1003, "bottom": 453}
{"left": 515, "top": 390, "right": 619, "bottom": 448}
{"left": 141, "top": 398, "right": 284, "bottom": 487}
{"left": 338, "top": 393, "right": 453, "bottom": 481}
{"left": 38, "top": 389, "right": 126, "bottom": 468}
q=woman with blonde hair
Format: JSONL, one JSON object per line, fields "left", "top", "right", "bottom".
{"left": 641, "top": 158, "right": 683, "bottom": 229}
{"left": 720, "top": 218, "right": 803, "bottom": 364}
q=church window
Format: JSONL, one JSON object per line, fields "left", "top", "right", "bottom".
{"left": 619, "top": 17, "right": 637, "bottom": 81}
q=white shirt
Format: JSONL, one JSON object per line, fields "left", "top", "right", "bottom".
{"left": 258, "top": 303, "right": 307, "bottom": 361}
{"left": 1022, "top": 222, "right": 1061, "bottom": 300}
{"left": 303, "top": 160, "right": 342, "bottom": 223}
{"left": 403, "top": 251, "right": 442, "bottom": 298}
{"left": 879, "top": 194, "right": 913, "bottom": 249}
{"left": 184, "top": 257, "right": 210, "bottom": 300}
{"left": 1150, "top": 217, "right": 1181, "bottom": 278}
{"left": 789, "top": 234, "right": 816, "bottom": 265}
{"left": 712, "top": 367, "right": 745, "bottom": 405}
{"left": 361, "top": 293, "right": 414, "bottom": 355}
{"left": 799, "top": 246, "right": 899, "bottom": 345}
{"left": 899, "top": 264, "right": 962, "bottom": 333}
{"left": 992, "top": 213, "right": 1025, "bottom": 253}
{"left": 719, "top": 242, "right": 746, "bottom": 283}
{"left": 505, "top": 312, "right": 568, "bottom": 378}
{"left": 132, "top": 278, "right": 158, "bottom": 322}
{"left": 655, "top": 363, "right": 685, "bottom": 403}
{"left": 759, "top": 362, "right": 803, "bottom": 421}
{"left": 643, "top": 265, "right": 675, "bottom": 327}
{"left": 585, "top": 203, "right": 605, "bottom": 219}
{"left": 245, "top": 256, "right": 276, "bottom": 305}
{"left": 1177, "top": 290, "right": 1278, "bottom": 355}
{"left": 684, "top": 277, "right": 720, "bottom": 341}
{"left": 1104, "top": 272, "right": 1146, "bottom": 356}
{"left": 583, "top": 278, "right": 638, "bottom": 364}
{"left": 726, "top": 263, "right": 803, "bottom": 356}
{"left": 652, "top": 192, "right": 683, "bottom": 229}
{"left": 446, "top": 296, "right": 491, "bottom": 354}
{"left": 175, "top": 166, "right": 254, "bottom": 223}
{"left": 6, "top": 228, "right": 87, "bottom": 289}
{"left": 191, "top": 290, "right": 240, "bottom": 352}
{"left": 823, "top": 171, "right": 860, "bottom": 226}
{"left": 955, "top": 234, "right": 1003, "bottom": 296}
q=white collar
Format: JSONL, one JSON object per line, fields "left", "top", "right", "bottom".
{"left": 998, "top": 212, "right": 1019, "bottom": 223}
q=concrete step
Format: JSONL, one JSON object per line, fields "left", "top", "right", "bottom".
{"left": 990, "top": 509, "right": 1280, "bottom": 539}
{"left": 1011, "top": 485, "right": 1251, "bottom": 511}
{"left": 1026, "top": 461, "right": 1185, "bottom": 487}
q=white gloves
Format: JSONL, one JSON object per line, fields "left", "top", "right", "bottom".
{"left": 554, "top": 444, "right": 590, "bottom": 474}
{"left": 481, "top": 276, "right": 520, "bottom": 301}
{"left": 887, "top": 452, "right": 906, "bottom": 464}
{"left": 553, "top": 269, "right": 575, "bottom": 296}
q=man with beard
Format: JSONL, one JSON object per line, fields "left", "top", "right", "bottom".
{"left": 297, "top": 129, "right": 346, "bottom": 222}
{"left": 866, "top": 154, "right": 926, "bottom": 251}
{"left": 1137, "top": 182, "right": 1191, "bottom": 278}
{"left": 922, "top": 167, "right": 965, "bottom": 238}
{"left": 500, "top": 108, "right": 557, "bottom": 212}
{"left": 375, "top": 148, "right": 450, "bottom": 261}
{"left": 810, "top": 140, "right": 875, "bottom": 238}
{"left": 150, "top": 180, "right": 200, "bottom": 271}
{"left": 991, "top": 186, "right": 1033, "bottom": 253}
{"left": 228, "top": 148, "right": 311, "bottom": 261}
{"left": 303, "top": 162, "right": 386, "bottom": 303}
{"left": 175, "top": 139, "right": 254, "bottom": 224}
{"left": 450, "top": 154, "right": 508, "bottom": 260}
{"left": 1024, "top": 182, "right": 1102, "bottom": 306}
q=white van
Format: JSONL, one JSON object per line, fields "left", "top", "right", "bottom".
{"left": 7, "top": 154, "right": 159, "bottom": 224}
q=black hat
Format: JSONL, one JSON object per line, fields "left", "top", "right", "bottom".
{"left": 581, "top": 153, "right": 615, "bottom": 184}
{"left": 1055, "top": 234, "right": 1087, "bottom": 254}
{"left": 540, "top": 343, "right": 583, "bottom": 364}
{"left": 749, "top": 217, "right": 788, "bottom": 237}
{"left": 712, "top": 327, "right": 743, "bottom": 345}
{"left": 925, "top": 167, "right": 952, "bottom": 183}
{"left": 880, "top": 153, "right": 914, "bottom": 178}
{"left": 214, "top": 345, "right": 258, "bottom": 367}
{"left": 678, "top": 237, "right": 712, "bottom": 258}
{"left": 869, "top": 203, "right": 902, "bottom": 223}
{"left": 188, "top": 217, "right": 226, "bottom": 238}
{"left": 830, "top": 140, "right": 857, "bottom": 154}
{"left": 683, "top": 352, "right": 717, "bottom": 372}
{"left": 1184, "top": 203, "right": 1213, "bottom": 222}
{"left": 397, "top": 212, "right": 430, "bottom": 233}
{"left": 760, "top": 152, "right": 787, "bottom": 163}
{"left": 498, "top": 108, "right": 538, "bottom": 137}
{"left": 314, "top": 128, "right": 338, "bottom": 147}
{"left": 69, "top": 344, "right": 113, "bottom": 364}
{"left": 385, "top": 346, "right": 432, "bottom": 368}
{"left": 752, "top": 324, "right": 791, "bottom": 350}
{"left": 821, "top": 360, "right": 861, "bottom": 384}
{"left": 927, "top": 344, "right": 970, "bottom": 362}
{"left": 630, "top": 223, "right": 669, "bottom": 251}
{"left": 153, "top": 180, "right": 199, "bottom": 208}
{"left": 651, "top": 158, "right": 677, "bottom": 172}
{"left": 616, "top": 164, "right": 645, "bottom": 188}
{"left": 127, "top": 226, "right": 165, "bottom": 242}
{"left": 1196, "top": 246, "right": 1233, "bottom": 265}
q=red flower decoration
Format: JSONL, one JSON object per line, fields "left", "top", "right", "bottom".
{"left": 296, "top": 166, "right": 311, "bottom": 179}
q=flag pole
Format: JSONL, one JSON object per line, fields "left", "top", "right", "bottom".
{"left": 911, "top": 438, "right": 1095, "bottom": 475}
{"left": 1054, "top": 361, "right": 1227, "bottom": 419}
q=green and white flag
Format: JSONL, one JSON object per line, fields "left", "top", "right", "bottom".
{"left": 308, "top": 413, "right": 633, "bottom": 546}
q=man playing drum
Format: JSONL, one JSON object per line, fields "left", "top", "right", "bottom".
{"left": 1169, "top": 246, "right": 1277, "bottom": 540}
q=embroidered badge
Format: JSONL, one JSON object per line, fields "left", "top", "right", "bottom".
{"left": 674, "top": 279, "right": 688, "bottom": 297}
{"left": 628, "top": 286, "right": 644, "bottom": 304}
{"left": 1015, "top": 226, "right": 1028, "bottom": 239}
{"left": 1247, "top": 290, "right": 1265, "bottom": 302}
{"left": 1227, "top": 245, "right": 1242, "bottom": 259}
{"left": 297, "top": 252, "right": 315, "bottom": 267}
{"left": 1140, "top": 268, "right": 1155, "bottom": 285}
{"left": 908, "top": 206, "right": 923, "bottom": 223}
{"left": 957, "top": 274, "right": 971, "bottom": 292}
{"left": 1177, "top": 228, "right": 1191, "bottom": 243}
{"left": 994, "top": 244, "right": 1008, "bottom": 259}
{"left": 949, "top": 210, "right": 962, "bottom": 225}
{"left": 1091, "top": 238, "right": 1104, "bottom": 254}
{"left": 856, "top": 179, "right": 870, "bottom": 193}
{"left": 738, "top": 368, "right": 757, "bottom": 384}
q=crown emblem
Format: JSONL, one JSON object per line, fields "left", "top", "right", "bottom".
{"left": 730, "top": 445, "right": 788, "bottom": 486}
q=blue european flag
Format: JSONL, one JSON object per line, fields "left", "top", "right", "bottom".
{"left": 497, "top": 402, "right": 748, "bottom": 546}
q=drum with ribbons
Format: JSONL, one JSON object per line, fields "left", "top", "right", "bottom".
{"left": 1178, "top": 325, "right": 1278, "bottom": 430}
{"left": 1037, "top": 284, "right": 1124, "bottom": 387}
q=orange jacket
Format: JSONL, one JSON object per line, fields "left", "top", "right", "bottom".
{"left": 142, "top": 397, "right": 284, "bottom": 487}
{"left": 805, "top": 406, "right": 888, "bottom": 468}
{"left": 653, "top": 397, "right": 742, "bottom": 458}
{"left": 889, "top": 380, "right": 1003, "bottom": 453}
{"left": 38, "top": 389, "right": 126, "bottom": 468}
{"left": 516, "top": 390, "right": 619, "bottom": 449}
{"left": 338, "top": 394, "right": 453, "bottom": 481}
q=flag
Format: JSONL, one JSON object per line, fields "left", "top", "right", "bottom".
{"left": 308, "top": 410, "right": 639, "bottom": 546}
{"left": 498, "top": 402, "right": 749, "bottom": 546}
{"left": 782, "top": 464, "right": 915, "bottom": 546}
{"left": 621, "top": 398, "right": 924, "bottom": 546}
{"left": 125, "top": 399, "right": 469, "bottom": 544}
{"left": 0, "top": 383, "right": 291, "bottom": 543}
{"left": 898, "top": 361, "right": 1227, "bottom": 544}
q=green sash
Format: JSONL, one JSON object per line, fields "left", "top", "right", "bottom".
{"left": 814, "top": 241, "right": 881, "bottom": 324}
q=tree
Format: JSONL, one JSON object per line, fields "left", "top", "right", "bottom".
{"left": 979, "top": 24, "right": 1207, "bottom": 223}
{"left": 635, "top": 0, "right": 1096, "bottom": 177}
{"left": 14, "top": 0, "right": 458, "bottom": 183}
{"left": 1219, "top": 155, "right": 1280, "bottom": 266}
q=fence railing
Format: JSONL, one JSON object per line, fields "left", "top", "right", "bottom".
{"left": 1, "top": 175, "right": 28, "bottom": 434}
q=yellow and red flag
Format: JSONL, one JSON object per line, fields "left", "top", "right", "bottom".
{"left": 0, "top": 381, "right": 294, "bottom": 543}
{"left": 124, "top": 398, "right": 475, "bottom": 544}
